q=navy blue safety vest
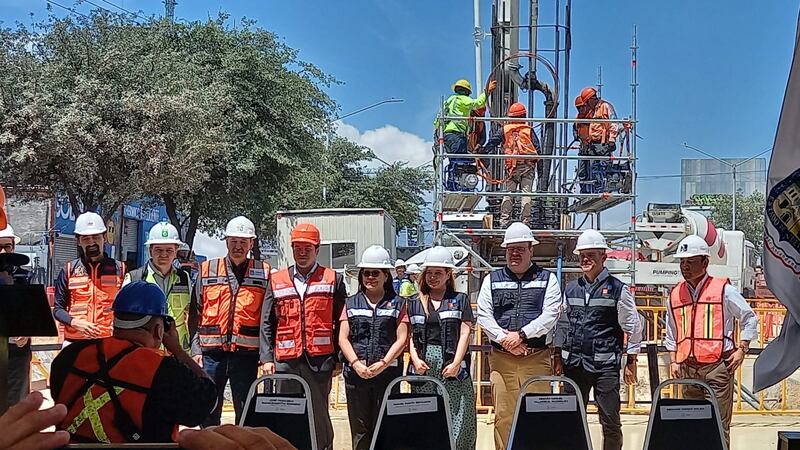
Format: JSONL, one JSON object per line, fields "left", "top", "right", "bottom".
{"left": 490, "top": 264, "right": 551, "bottom": 350}
{"left": 407, "top": 291, "right": 468, "bottom": 370}
{"left": 560, "top": 270, "right": 625, "bottom": 372}
{"left": 343, "top": 292, "right": 405, "bottom": 379}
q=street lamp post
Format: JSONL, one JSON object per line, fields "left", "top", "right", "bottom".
{"left": 323, "top": 98, "right": 404, "bottom": 201}
{"left": 682, "top": 143, "right": 772, "bottom": 230}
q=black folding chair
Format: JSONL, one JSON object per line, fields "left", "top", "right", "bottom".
{"left": 239, "top": 374, "right": 317, "bottom": 450}
{"left": 643, "top": 379, "right": 727, "bottom": 450}
{"left": 370, "top": 375, "right": 455, "bottom": 450}
{"left": 507, "top": 375, "right": 593, "bottom": 450}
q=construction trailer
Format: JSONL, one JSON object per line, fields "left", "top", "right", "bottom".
{"left": 434, "top": 0, "right": 639, "bottom": 413}
{"left": 275, "top": 208, "right": 397, "bottom": 293}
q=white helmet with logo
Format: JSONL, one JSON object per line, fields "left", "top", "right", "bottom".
{"left": 501, "top": 222, "right": 539, "bottom": 248}
{"left": 358, "top": 245, "right": 394, "bottom": 269}
{"left": 145, "top": 221, "right": 182, "bottom": 246}
{"left": 75, "top": 212, "right": 107, "bottom": 236}
{"left": 224, "top": 216, "right": 256, "bottom": 239}
{"left": 674, "top": 235, "right": 710, "bottom": 258}
{"left": 574, "top": 229, "right": 609, "bottom": 254}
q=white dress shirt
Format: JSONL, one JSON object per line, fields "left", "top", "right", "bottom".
{"left": 292, "top": 263, "right": 320, "bottom": 301}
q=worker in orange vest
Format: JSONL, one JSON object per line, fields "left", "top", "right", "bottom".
{"left": 53, "top": 212, "right": 126, "bottom": 345}
{"left": 263, "top": 223, "right": 348, "bottom": 450}
{"left": 482, "top": 102, "right": 541, "bottom": 228}
{"left": 191, "top": 215, "right": 272, "bottom": 427}
{"left": 665, "top": 235, "right": 759, "bottom": 447}
{"left": 574, "top": 87, "right": 620, "bottom": 193}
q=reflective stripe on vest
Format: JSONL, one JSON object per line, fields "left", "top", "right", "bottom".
{"left": 503, "top": 123, "right": 538, "bottom": 173}
{"left": 64, "top": 258, "right": 126, "bottom": 341}
{"left": 269, "top": 266, "right": 337, "bottom": 361}
{"left": 66, "top": 387, "right": 124, "bottom": 443}
{"left": 670, "top": 277, "right": 728, "bottom": 364}
{"left": 198, "top": 258, "right": 271, "bottom": 352}
{"left": 489, "top": 266, "right": 550, "bottom": 350}
{"left": 344, "top": 293, "right": 405, "bottom": 367}
{"left": 139, "top": 266, "right": 192, "bottom": 353}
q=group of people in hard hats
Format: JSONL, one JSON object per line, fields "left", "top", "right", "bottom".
{"left": 437, "top": 78, "right": 624, "bottom": 225}
{"left": 0, "top": 185, "right": 759, "bottom": 450}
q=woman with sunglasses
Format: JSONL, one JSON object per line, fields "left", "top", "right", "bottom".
{"left": 338, "top": 245, "right": 409, "bottom": 450}
{"left": 408, "top": 246, "right": 477, "bottom": 449}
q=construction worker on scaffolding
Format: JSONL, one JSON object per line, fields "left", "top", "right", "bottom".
{"left": 574, "top": 87, "right": 620, "bottom": 193}
{"left": 482, "top": 102, "right": 541, "bottom": 228}
{"left": 666, "top": 235, "right": 758, "bottom": 448}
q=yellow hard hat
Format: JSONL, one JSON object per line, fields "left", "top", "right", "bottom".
{"left": 453, "top": 79, "right": 472, "bottom": 93}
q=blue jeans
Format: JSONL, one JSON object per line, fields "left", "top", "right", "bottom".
{"left": 202, "top": 351, "right": 259, "bottom": 427}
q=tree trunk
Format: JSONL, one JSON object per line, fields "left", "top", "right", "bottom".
{"left": 163, "top": 195, "right": 182, "bottom": 238}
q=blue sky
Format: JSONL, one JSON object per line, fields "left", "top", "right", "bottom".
{"left": 2, "top": 0, "right": 798, "bottom": 251}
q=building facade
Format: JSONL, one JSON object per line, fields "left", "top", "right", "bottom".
{"left": 681, "top": 158, "right": 767, "bottom": 204}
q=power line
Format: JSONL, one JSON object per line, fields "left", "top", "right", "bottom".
{"left": 46, "top": 0, "right": 92, "bottom": 19}
{"left": 638, "top": 169, "right": 765, "bottom": 180}
{"left": 95, "top": 0, "right": 148, "bottom": 20}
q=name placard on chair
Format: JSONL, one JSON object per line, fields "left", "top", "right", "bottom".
{"left": 386, "top": 396, "right": 438, "bottom": 415}
{"left": 660, "top": 404, "right": 712, "bottom": 420}
{"left": 525, "top": 395, "right": 578, "bottom": 413}
{"left": 255, "top": 397, "right": 307, "bottom": 414}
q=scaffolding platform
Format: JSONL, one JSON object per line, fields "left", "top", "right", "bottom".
{"left": 442, "top": 193, "right": 482, "bottom": 213}
{"left": 569, "top": 194, "right": 632, "bottom": 214}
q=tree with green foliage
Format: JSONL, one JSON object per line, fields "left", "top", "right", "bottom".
{"left": 689, "top": 192, "right": 766, "bottom": 254}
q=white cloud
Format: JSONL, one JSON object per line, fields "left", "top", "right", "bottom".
{"left": 335, "top": 122, "right": 433, "bottom": 169}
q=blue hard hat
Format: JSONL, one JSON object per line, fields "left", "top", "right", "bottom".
{"left": 113, "top": 281, "right": 169, "bottom": 317}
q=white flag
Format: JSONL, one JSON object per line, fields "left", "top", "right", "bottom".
{"left": 754, "top": 13, "right": 800, "bottom": 392}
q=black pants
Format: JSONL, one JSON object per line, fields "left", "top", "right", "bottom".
{"left": 7, "top": 348, "right": 31, "bottom": 408}
{"left": 276, "top": 357, "right": 336, "bottom": 450}
{"left": 202, "top": 351, "right": 259, "bottom": 427}
{"left": 564, "top": 365, "right": 623, "bottom": 450}
{"left": 344, "top": 367, "right": 402, "bottom": 450}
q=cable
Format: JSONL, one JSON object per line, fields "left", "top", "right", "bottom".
{"left": 638, "top": 169, "right": 765, "bottom": 180}
{"left": 96, "top": 0, "right": 148, "bottom": 20}
{"left": 46, "top": 0, "right": 92, "bottom": 19}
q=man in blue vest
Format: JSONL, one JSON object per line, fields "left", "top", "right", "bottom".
{"left": 476, "top": 222, "right": 563, "bottom": 450}
{"left": 553, "top": 229, "right": 642, "bottom": 450}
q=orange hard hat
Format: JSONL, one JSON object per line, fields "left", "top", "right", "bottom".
{"left": 576, "top": 87, "right": 597, "bottom": 107}
{"left": 0, "top": 184, "right": 7, "bottom": 230}
{"left": 508, "top": 102, "right": 527, "bottom": 118}
{"left": 291, "top": 223, "right": 321, "bottom": 246}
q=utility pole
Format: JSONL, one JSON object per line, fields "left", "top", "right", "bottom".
{"left": 164, "top": 0, "right": 176, "bottom": 22}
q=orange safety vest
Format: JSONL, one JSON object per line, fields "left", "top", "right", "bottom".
{"left": 588, "top": 100, "right": 619, "bottom": 144}
{"left": 670, "top": 277, "right": 729, "bottom": 364}
{"left": 57, "top": 337, "right": 170, "bottom": 443}
{"left": 270, "top": 266, "right": 337, "bottom": 361}
{"left": 503, "top": 123, "right": 538, "bottom": 173}
{"left": 64, "top": 258, "right": 126, "bottom": 341}
{"left": 198, "top": 258, "right": 271, "bottom": 352}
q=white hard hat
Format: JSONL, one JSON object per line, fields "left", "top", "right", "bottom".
{"left": 674, "top": 235, "right": 710, "bottom": 258}
{"left": 407, "top": 263, "right": 422, "bottom": 274}
{"left": 394, "top": 258, "right": 406, "bottom": 268}
{"left": 0, "top": 224, "right": 20, "bottom": 244}
{"left": 179, "top": 242, "right": 191, "bottom": 252}
{"left": 358, "top": 245, "right": 394, "bottom": 269}
{"left": 501, "top": 222, "right": 539, "bottom": 248}
{"left": 75, "top": 212, "right": 107, "bottom": 236}
{"left": 145, "top": 221, "right": 182, "bottom": 246}
{"left": 574, "top": 229, "right": 609, "bottom": 254}
{"left": 224, "top": 216, "right": 256, "bottom": 238}
{"left": 422, "top": 246, "right": 456, "bottom": 269}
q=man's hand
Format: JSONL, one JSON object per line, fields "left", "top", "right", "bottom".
{"left": 442, "top": 362, "right": 460, "bottom": 378}
{"left": 624, "top": 361, "right": 638, "bottom": 385}
{"left": 508, "top": 345, "right": 528, "bottom": 356}
{"left": 0, "top": 391, "right": 70, "bottom": 450}
{"left": 486, "top": 79, "right": 497, "bottom": 94}
{"left": 261, "top": 362, "right": 276, "bottom": 375}
{"left": 725, "top": 348, "right": 746, "bottom": 373}
{"left": 411, "top": 357, "right": 430, "bottom": 375}
{"left": 70, "top": 318, "right": 102, "bottom": 339}
{"left": 14, "top": 337, "right": 30, "bottom": 348}
{"left": 178, "top": 424, "right": 297, "bottom": 450}
{"left": 552, "top": 354, "right": 563, "bottom": 376}
{"left": 162, "top": 322, "right": 182, "bottom": 355}
{"left": 501, "top": 331, "right": 523, "bottom": 351}
{"left": 669, "top": 361, "right": 681, "bottom": 379}
{"left": 193, "top": 355, "right": 204, "bottom": 367}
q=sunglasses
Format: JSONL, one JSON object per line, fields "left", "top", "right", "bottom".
{"left": 362, "top": 270, "right": 383, "bottom": 278}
